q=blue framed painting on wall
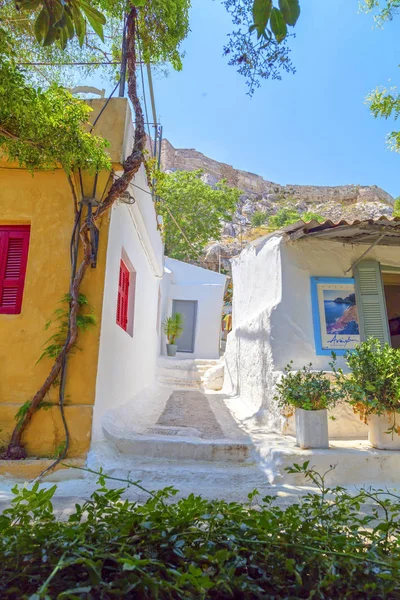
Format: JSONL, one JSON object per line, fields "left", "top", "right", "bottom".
{"left": 310, "top": 277, "right": 361, "bottom": 356}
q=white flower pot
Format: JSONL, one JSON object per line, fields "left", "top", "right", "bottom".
{"left": 295, "top": 408, "right": 329, "bottom": 449}
{"left": 368, "top": 413, "right": 400, "bottom": 450}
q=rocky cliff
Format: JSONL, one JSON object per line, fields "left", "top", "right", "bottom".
{"left": 161, "top": 139, "right": 394, "bottom": 270}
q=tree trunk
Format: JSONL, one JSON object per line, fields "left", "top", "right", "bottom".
{"left": 3, "top": 6, "right": 146, "bottom": 460}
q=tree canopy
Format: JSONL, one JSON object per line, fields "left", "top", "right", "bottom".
{"left": 0, "top": 28, "right": 110, "bottom": 173}
{"left": 362, "top": 1, "right": 400, "bottom": 155}
{"left": 156, "top": 170, "right": 241, "bottom": 262}
{"left": 1, "top": 0, "right": 300, "bottom": 92}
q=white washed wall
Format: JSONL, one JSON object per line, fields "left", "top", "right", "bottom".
{"left": 161, "top": 257, "right": 226, "bottom": 359}
{"left": 224, "top": 234, "right": 400, "bottom": 438}
{"left": 92, "top": 164, "right": 164, "bottom": 442}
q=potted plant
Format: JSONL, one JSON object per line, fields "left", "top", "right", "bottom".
{"left": 275, "top": 362, "right": 341, "bottom": 449}
{"left": 332, "top": 339, "right": 400, "bottom": 450}
{"left": 163, "top": 312, "right": 184, "bottom": 357}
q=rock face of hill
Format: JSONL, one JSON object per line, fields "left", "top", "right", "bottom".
{"left": 161, "top": 139, "right": 394, "bottom": 270}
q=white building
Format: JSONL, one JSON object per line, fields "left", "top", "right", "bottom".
{"left": 92, "top": 157, "right": 164, "bottom": 443}
{"left": 90, "top": 104, "right": 226, "bottom": 445}
{"left": 161, "top": 257, "right": 226, "bottom": 360}
{"left": 224, "top": 218, "right": 400, "bottom": 438}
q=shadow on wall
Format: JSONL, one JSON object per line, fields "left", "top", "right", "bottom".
{"left": 224, "top": 310, "right": 283, "bottom": 430}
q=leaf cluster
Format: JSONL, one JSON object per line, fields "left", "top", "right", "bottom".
{"left": 361, "top": 0, "right": 400, "bottom": 25}
{"left": 266, "top": 206, "right": 324, "bottom": 230}
{"left": 156, "top": 169, "right": 241, "bottom": 263}
{"left": 163, "top": 312, "right": 184, "bottom": 345}
{"left": 23, "top": 0, "right": 106, "bottom": 49}
{"left": 2, "top": 0, "right": 190, "bottom": 86}
{"left": 2, "top": 464, "right": 400, "bottom": 597}
{"left": 275, "top": 362, "right": 341, "bottom": 411}
{"left": 0, "top": 28, "right": 111, "bottom": 172}
{"left": 331, "top": 338, "right": 400, "bottom": 420}
{"left": 222, "top": 0, "right": 296, "bottom": 94}
{"left": 366, "top": 86, "right": 400, "bottom": 153}
{"left": 251, "top": 0, "right": 300, "bottom": 41}
{"left": 39, "top": 293, "right": 96, "bottom": 363}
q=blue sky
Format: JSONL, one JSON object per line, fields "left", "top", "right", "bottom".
{"left": 148, "top": 0, "right": 399, "bottom": 197}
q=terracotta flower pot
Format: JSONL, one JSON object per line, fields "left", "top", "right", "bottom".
{"left": 368, "top": 413, "right": 400, "bottom": 450}
{"left": 295, "top": 408, "right": 329, "bottom": 449}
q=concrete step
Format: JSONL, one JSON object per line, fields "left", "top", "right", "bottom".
{"left": 156, "top": 358, "right": 219, "bottom": 389}
{"left": 104, "top": 427, "right": 254, "bottom": 464}
{"left": 157, "top": 376, "right": 202, "bottom": 389}
{"left": 251, "top": 433, "right": 400, "bottom": 487}
{"left": 194, "top": 359, "right": 219, "bottom": 366}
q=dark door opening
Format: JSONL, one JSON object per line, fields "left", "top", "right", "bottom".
{"left": 383, "top": 272, "right": 400, "bottom": 349}
{"left": 172, "top": 299, "right": 198, "bottom": 353}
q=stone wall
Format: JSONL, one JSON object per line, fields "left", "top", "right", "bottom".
{"left": 161, "top": 139, "right": 393, "bottom": 208}
{"left": 161, "top": 139, "right": 394, "bottom": 270}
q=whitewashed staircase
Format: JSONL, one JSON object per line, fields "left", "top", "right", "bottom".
{"left": 157, "top": 357, "right": 219, "bottom": 389}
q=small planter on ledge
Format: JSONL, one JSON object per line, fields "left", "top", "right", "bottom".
{"left": 368, "top": 413, "right": 400, "bottom": 450}
{"left": 295, "top": 408, "right": 329, "bottom": 449}
{"left": 163, "top": 313, "right": 184, "bottom": 358}
{"left": 166, "top": 343, "right": 178, "bottom": 357}
{"left": 275, "top": 362, "right": 341, "bottom": 450}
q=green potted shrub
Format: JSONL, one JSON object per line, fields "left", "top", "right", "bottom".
{"left": 275, "top": 362, "right": 341, "bottom": 449}
{"left": 332, "top": 339, "right": 400, "bottom": 450}
{"left": 163, "top": 313, "right": 184, "bottom": 357}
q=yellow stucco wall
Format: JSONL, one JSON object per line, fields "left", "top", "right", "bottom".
{"left": 0, "top": 98, "right": 134, "bottom": 464}
{"left": 0, "top": 166, "right": 111, "bottom": 458}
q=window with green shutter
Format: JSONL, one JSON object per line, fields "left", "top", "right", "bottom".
{"left": 353, "top": 260, "right": 390, "bottom": 345}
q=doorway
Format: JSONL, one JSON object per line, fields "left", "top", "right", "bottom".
{"left": 172, "top": 300, "right": 198, "bottom": 353}
{"left": 382, "top": 272, "right": 400, "bottom": 349}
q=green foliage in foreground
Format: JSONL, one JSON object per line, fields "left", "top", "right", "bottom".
{"left": 2, "top": 464, "right": 400, "bottom": 598}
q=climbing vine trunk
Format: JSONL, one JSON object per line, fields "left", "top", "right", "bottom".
{"left": 4, "top": 6, "right": 146, "bottom": 460}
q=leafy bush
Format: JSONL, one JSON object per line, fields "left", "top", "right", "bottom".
{"left": 2, "top": 465, "right": 400, "bottom": 598}
{"left": 275, "top": 362, "right": 341, "bottom": 411}
{"left": 393, "top": 197, "right": 400, "bottom": 217}
{"left": 332, "top": 339, "right": 400, "bottom": 428}
{"left": 268, "top": 207, "right": 324, "bottom": 231}
{"left": 250, "top": 210, "right": 268, "bottom": 227}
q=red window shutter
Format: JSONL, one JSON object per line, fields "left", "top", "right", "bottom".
{"left": 116, "top": 260, "right": 130, "bottom": 330}
{"left": 0, "top": 226, "right": 30, "bottom": 315}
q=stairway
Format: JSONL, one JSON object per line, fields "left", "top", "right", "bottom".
{"left": 157, "top": 357, "right": 219, "bottom": 389}
{"left": 102, "top": 388, "right": 255, "bottom": 466}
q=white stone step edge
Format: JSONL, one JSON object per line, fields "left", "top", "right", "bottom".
{"left": 104, "top": 430, "right": 255, "bottom": 464}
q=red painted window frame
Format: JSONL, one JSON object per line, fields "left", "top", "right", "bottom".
{"left": 116, "top": 259, "right": 130, "bottom": 331}
{"left": 0, "top": 225, "right": 30, "bottom": 315}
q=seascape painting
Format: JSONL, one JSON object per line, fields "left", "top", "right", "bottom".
{"left": 312, "top": 278, "right": 361, "bottom": 353}
{"left": 323, "top": 290, "right": 360, "bottom": 336}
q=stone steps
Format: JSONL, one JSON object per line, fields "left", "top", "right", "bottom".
{"left": 102, "top": 389, "right": 253, "bottom": 466}
{"left": 104, "top": 428, "right": 254, "bottom": 464}
{"left": 156, "top": 358, "right": 219, "bottom": 389}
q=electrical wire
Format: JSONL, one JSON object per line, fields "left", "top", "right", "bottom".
{"left": 90, "top": 79, "right": 120, "bottom": 132}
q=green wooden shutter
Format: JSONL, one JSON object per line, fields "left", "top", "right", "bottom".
{"left": 354, "top": 260, "right": 390, "bottom": 345}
